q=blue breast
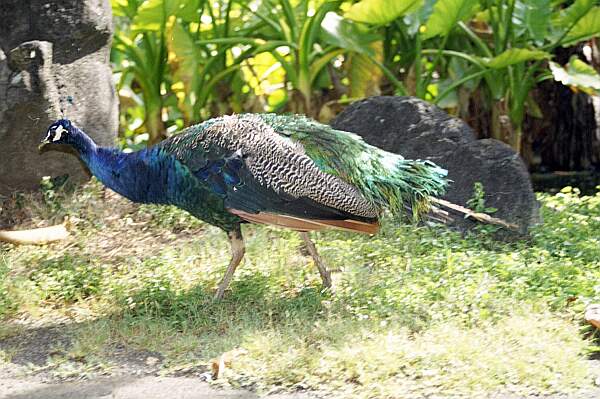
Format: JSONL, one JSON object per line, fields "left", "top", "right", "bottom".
{"left": 85, "top": 147, "right": 241, "bottom": 230}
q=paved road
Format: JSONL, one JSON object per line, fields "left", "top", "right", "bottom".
{"left": 0, "top": 376, "right": 315, "bottom": 399}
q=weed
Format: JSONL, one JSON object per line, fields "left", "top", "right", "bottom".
{"left": 30, "top": 255, "right": 103, "bottom": 303}
{"left": 0, "top": 257, "right": 15, "bottom": 317}
{"left": 467, "top": 182, "right": 498, "bottom": 214}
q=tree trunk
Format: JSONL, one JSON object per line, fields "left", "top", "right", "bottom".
{"left": 523, "top": 44, "right": 599, "bottom": 172}
{"left": 462, "top": 45, "right": 599, "bottom": 172}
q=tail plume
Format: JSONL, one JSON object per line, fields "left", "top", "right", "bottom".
{"left": 429, "top": 198, "right": 519, "bottom": 231}
{"left": 258, "top": 113, "right": 449, "bottom": 220}
{"left": 365, "top": 154, "right": 448, "bottom": 219}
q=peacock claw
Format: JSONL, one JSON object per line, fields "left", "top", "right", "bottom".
{"left": 213, "top": 288, "right": 226, "bottom": 301}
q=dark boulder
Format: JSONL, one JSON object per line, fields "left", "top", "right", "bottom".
{"left": 330, "top": 96, "right": 474, "bottom": 164}
{"left": 0, "top": 0, "right": 118, "bottom": 196}
{"left": 331, "top": 96, "right": 540, "bottom": 234}
{"left": 442, "top": 139, "right": 540, "bottom": 233}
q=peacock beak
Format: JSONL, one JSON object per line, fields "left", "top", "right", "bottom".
{"left": 38, "top": 139, "right": 50, "bottom": 152}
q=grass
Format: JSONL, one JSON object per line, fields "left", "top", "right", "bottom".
{"left": 1, "top": 180, "right": 600, "bottom": 397}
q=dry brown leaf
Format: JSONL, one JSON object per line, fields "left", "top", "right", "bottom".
{"left": 210, "top": 348, "right": 248, "bottom": 379}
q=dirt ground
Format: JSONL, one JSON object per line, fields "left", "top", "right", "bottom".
{"left": 0, "top": 376, "right": 320, "bottom": 399}
{"left": 0, "top": 325, "right": 318, "bottom": 399}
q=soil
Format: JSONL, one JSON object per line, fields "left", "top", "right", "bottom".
{"left": 0, "top": 376, "right": 314, "bottom": 399}
{"left": 0, "top": 325, "right": 318, "bottom": 399}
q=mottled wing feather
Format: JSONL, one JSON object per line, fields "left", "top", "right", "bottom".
{"left": 158, "top": 115, "right": 380, "bottom": 228}
{"left": 255, "top": 113, "right": 448, "bottom": 219}
{"left": 197, "top": 115, "right": 379, "bottom": 219}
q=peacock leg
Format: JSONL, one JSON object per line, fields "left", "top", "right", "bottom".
{"left": 300, "top": 232, "right": 332, "bottom": 288}
{"left": 214, "top": 226, "right": 245, "bottom": 300}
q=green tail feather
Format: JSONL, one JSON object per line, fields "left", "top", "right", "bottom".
{"left": 257, "top": 113, "right": 448, "bottom": 219}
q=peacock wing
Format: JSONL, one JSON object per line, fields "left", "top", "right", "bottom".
{"left": 159, "top": 115, "right": 380, "bottom": 234}
{"left": 255, "top": 113, "right": 448, "bottom": 219}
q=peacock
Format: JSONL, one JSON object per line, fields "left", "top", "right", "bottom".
{"left": 39, "top": 113, "right": 448, "bottom": 299}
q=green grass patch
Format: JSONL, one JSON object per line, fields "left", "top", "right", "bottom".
{"left": 1, "top": 181, "right": 599, "bottom": 396}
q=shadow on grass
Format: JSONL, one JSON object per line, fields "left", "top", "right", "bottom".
{"left": 120, "top": 271, "right": 327, "bottom": 334}
{"left": 0, "top": 271, "right": 329, "bottom": 375}
{"left": 0, "top": 324, "right": 72, "bottom": 367}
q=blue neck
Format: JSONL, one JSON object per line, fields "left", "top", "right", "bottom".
{"left": 72, "top": 129, "right": 171, "bottom": 204}
{"left": 71, "top": 129, "right": 98, "bottom": 161}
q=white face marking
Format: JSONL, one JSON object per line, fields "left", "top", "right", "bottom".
{"left": 52, "top": 125, "right": 65, "bottom": 142}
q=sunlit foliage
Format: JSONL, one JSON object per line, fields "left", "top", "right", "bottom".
{"left": 110, "top": 0, "right": 600, "bottom": 152}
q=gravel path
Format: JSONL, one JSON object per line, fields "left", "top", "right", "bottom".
{"left": 4, "top": 374, "right": 600, "bottom": 399}
{"left": 0, "top": 376, "right": 316, "bottom": 399}
{"left": 0, "top": 325, "right": 319, "bottom": 399}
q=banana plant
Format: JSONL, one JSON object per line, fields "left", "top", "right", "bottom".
{"left": 112, "top": 0, "right": 408, "bottom": 135}
{"left": 112, "top": 0, "right": 182, "bottom": 145}
{"left": 431, "top": 0, "right": 600, "bottom": 152}
{"left": 130, "top": 0, "right": 355, "bottom": 122}
{"left": 112, "top": 0, "right": 256, "bottom": 142}
{"left": 344, "top": 0, "right": 600, "bottom": 153}
{"left": 166, "top": 0, "right": 251, "bottom": 121}
{"left": 222, "top": 0, "right": 358, "bottom": 116}
{"left": 194, "top": 0, "right": 397, "bottom": 117}
{"left": 344, "top": 0, "right": 432, "bottom": 97}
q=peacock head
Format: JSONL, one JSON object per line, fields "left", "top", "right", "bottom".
{"left": 39, "top": 119, "right": 75, "bottom": 151}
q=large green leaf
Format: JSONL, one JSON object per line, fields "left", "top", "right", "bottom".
{"left": 404, "top": 0, "right": 436, "bottom": 35}
{"left": 513, "top": 0, "right": 551, "bottom": 43}
{"left": 132, "top": 0, "right": 182, "bottom": 31}
{"left": 550, "top": 56, "right": 600, "bottom": 95}
{"left": 111, "top": 0, "right": 130, "bottom": 17}
{"left": 347, "top": 42, "right": 383, "bottom": 98}
{"left": 485, "top": 48, "right": 550, "bottom": 69}
{"left": 168, "top": 20, "right": 199, "bottom": 85}
{"left": 344, "top": 0, "right": 423, "bottom": 25}
{"left": 320, "top": 12, "right": 379, "bottom": 56}
{"left": 422, "top": 0, "right": 479, "bottom": 40}
{"left": 297, "top": 1, "right": 342, "bottom": 100}
{"left": 167, "top": 20, "right": 200, "bottom": 119}
{"left": 553, "top": 0, "right": 596, "bottom": 29}
{"left": 175, "top": 0, "right": 202, "bottom": 23}
{"left": 111, "top": 0, "right": 143, "bottom": 19}
{"left": 563, "top": 7, "right": 600, "bottom": 46}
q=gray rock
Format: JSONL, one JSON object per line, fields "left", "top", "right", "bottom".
{"left": 331, "top": 96, "right": 540, "bottom": 234}
{"left": 0, "top": 0, "right": 112, "bottom": 64}
{"left": 0, "top": 0, "right": 118, "bottom": 196}
{"left": 442, "top": 139, "right": 540, "bottom": 233}
{"left": 330, "top": 96, "right": 475, "bottom": 164}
